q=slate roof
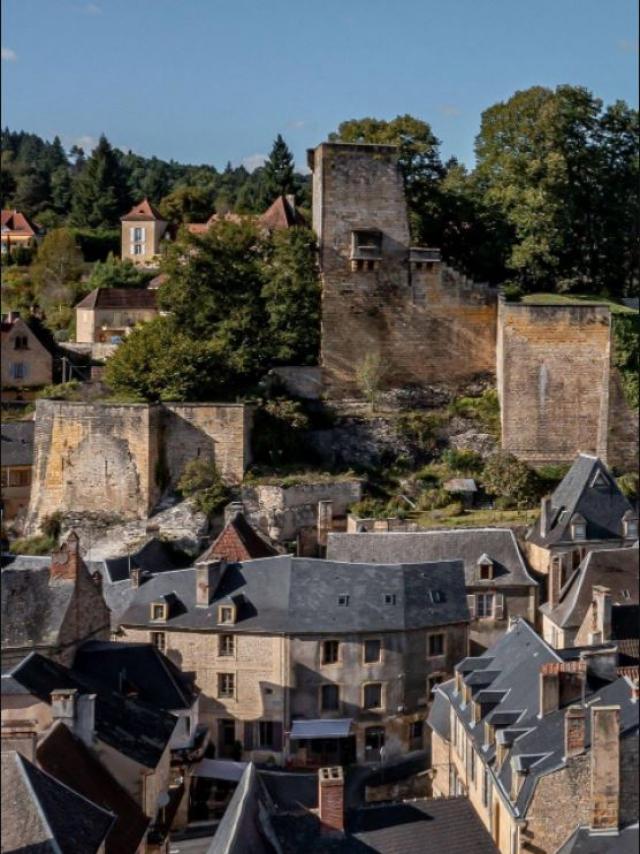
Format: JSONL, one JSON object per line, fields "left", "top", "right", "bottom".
{"left": 121, "top": 198, "right": 165, "bottom": 221}
{"left": 444, "top": 478, "right": 478, "bottom": 493}
{"left": 540, "top": 546, "right": 639, "bottom": 629}
{"left": 1, "top": 419, "right": 35, "bottom": 467}
{"left": 119, "top": 556, "right": 470, "bottom": 635}
{"left": 1, "top": 750, "right": 115, "bottom": 854}
{"left": 4, "top": 652, "right": 178, "bottom": 768}
{"left": 428, "top": 619, "right": 640, "bottom": 819}
{"left": 197, "top": 512, "right": 278, "bottom": 563}
{"left": 74, "top": 639, "right": 198, "bottom": 710}
{"left": 37, "top": 721, "right": 149, "bottom": 854}
{"left": 527, "top": 454, "right": 635, "bottom": 547}
{"left": 95, "top": 537, "right": 193, "bottom": 584}
{"left": 207, "top": 762, "right": 276, "bottom": 854}
{"left": 556, "top": 822, "right": 639, "bottom": 853}
{"left": 75, "top": 287, "right": 158, "bottom": 310}
{"left": 326, "top": 528, "right": 537, "bottom": 589}
{"left": 1, "top": 559, "right": 77, "bottom": 652}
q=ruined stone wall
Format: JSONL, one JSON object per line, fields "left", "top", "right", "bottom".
{"left": 498, "top": 301, "right": 612, "bottom": 465}
{"left": 310, "top": 142, "right": 497, "bottom": 396}
{"left": 26, "top": 400, "right": 252, "bottom": 534}
{"left": 606, "top": 363, "right": 639, "bottom": 472}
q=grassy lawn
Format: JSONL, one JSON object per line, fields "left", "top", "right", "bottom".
{"left": 521, "top": 293, "right": 637, "bottom": 315}
{"left": 412, "top": 507, "right": 537, "bottom": 529}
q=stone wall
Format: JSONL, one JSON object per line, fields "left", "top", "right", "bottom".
{"left": 309, "top": 142, "right": 497, "bottom": 397}
{"left": 26, "top": 400, "right": 252, "bottom": 534}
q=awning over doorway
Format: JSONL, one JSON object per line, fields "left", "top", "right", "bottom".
{"left": 192, "top": 758, "right": 247, "bottom": 782}
{"left": 289, "top": 719, "right": 353, "bottom": 740}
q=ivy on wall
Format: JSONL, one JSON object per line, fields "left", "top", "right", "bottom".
{"left": 612, "top": 314, "right": 640, "bottom": 410}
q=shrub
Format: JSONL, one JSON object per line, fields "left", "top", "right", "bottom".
{"left": 177, "top": 459, "right": 230, "bottom": 519}
{"left": 10, "top": 535, "right": 57, "bottom": 555}
{"left": 396, "top": 411, "right": 441, "bottom": 455}
{"left": 252, "top": 397, "right": 310, "bottom": 467}
{"left": 417, "top": 488, "right": 451, "bottom": 511}
{"left": 448, "top": 388, "right": 500, "bottom": 436}
{"left": 38, "top": 380, "right": 81, "bottom": 401}
{"left": 441, "top": 448, "right": 484, "bottom": 474}
{"left": 41, "top": 511, "right": 63, "bottom": 541}
{"left": 502, "top": 282, "right": 523, "bottom": 302}
{"left": 356, "top": 352, "right": 385, "bottom": 412}
{"left": 617, "top": 472, "right": 639, "bottom": 501}
{"left": 481, "top": 452, "right": 539, "bottom": 508}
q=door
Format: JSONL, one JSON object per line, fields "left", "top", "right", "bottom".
{"left": 219, "top": 719, "right": 236, "bottom": 758}
{"left": 364, "top": 726, "right": 385, "bottom": 762}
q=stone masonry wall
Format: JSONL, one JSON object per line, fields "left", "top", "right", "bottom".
{"left": 26, "top": 400, "right": 252, "bottom": 534}
{"left": 310, "top": 142, "right": 497, "bottom": 396}
{"left": 498, "top": 301, "right": 612, "bottom": 465}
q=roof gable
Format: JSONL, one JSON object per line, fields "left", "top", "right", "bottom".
{"left": 120, "top": 198, "right": 165, "bottom": 222}
{"left": 259, "top": 195, "right": 306, "bottom": 230}
{"left": 197, "top": 513, "right": 278, "bottom": 563}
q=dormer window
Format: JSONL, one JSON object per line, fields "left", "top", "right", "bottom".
{"left": 338, "top": 594, "right": 350, "bottom": 607}
{"left": 218, "top": 604, "right": 236, "bottom": 625}
{"left": 350, "top": 229, "right": 382, "bottom": 270}
{"left": 429, "top": 590, "right": 445, "bottom": 604}
{"left": 590, "top": 470, "right": 610, "bottom": 490}
{"left": 622, "top": 511, "right": 638, "bottom": 540}
{"left": 477, "top": 555, "right": 494, "bottom": 581}
{"left": 384, "top": 593, "right": 396, "bottom": 605}
{"left": 150, "top": 602, "right": 167, "bottom": 622}
{"left": 570, "top": 514, "right": 586, "bottom": 541}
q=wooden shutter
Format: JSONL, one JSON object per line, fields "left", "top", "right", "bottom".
{"left": 494, "top": 593, "right": 505, "bottom": 620}
{"left": 272, "top": 721, "right": 283, "bottom": 751}
{"left": 466, "top": 594, "right": 476, "bottom": 619}
{"left": 243, "top": 721, "right": 254, "bottom": 751}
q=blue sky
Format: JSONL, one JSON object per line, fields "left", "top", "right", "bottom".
{"left": 1, "top": 0, "right": 638, "bottom": 172}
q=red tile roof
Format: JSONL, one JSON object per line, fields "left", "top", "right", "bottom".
{"left": 197, "top": 512, "right": 278, "bottom": 563}
{"left": 1, "top": 209, "right": 39, "bottom": 237}
{"left": 75, "top": 288, "right": 158, "bottom": 310}
{"left": 259, "top": 196, "right": 306, "bottom": 230}
{"left": 121, "top": 198, "right": 166, "bottom": 222}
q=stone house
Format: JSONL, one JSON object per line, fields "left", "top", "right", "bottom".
{"left": 0, "top": 533, "right": 111, "bottom": 668}
{"left": 1, "top": 209, "right": 43, "bottom": 254}
{"left": 525, "top": 453, "right": 637, "bottom": 577}
{"left": 121, "top": 198, "right": 170, "bottom": 267}
{"left": 75, "top": 287, "right": 158, "bottom": 343}
{"left": 1, "top": 419, "right": 34, "bottom": 522}
{"left": 116, "top": 554, "right": 469, "bottom": 766}
{"left": 1, "top": 313, "right": 53, "bottom": 399}
{"left": 428, "top": 619, "right": 639, "bottom": 853}
{"left": 327, "top": 528, "right": 538, "bottom": 652}
{"left": 540, "top": 545, "right": 639, "bottom": 649}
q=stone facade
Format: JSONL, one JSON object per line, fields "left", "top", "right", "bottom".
{"left": 25, "top": 400, "right": 252, "bottom": 534}
{"left": 1, "top": 316, "right": 53, "bottom": 397}
{"left": 497, "top": 300, "right": 638, "bottom": 469}
{"left": 309, "top": 142, "right": 497, "bottom": 397}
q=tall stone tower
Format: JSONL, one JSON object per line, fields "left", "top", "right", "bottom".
{"left": 308, "top": 142, "right": 497, "bottom": 396}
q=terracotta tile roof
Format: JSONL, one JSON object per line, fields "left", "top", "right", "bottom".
{"left": 120, "top": 198, "right": 165, "bottom": 222}
{"left": 259, "top": 195, "right": 306, "bottom": 230}
{"left": 185, "top": 223, "right": 211, "bottom": 235}
{"left": 196, "top": 512, "right": 279, "bottom": 563}
{"left": 75, "top": 288, "right": 158, "bottom": 310}
{"left": 1, "top": 209, "right": 39, "bottom": 237}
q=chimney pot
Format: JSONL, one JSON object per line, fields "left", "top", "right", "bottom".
{"left": 51, "top": 688, "right": 78, "bottom": 727}
{"left": 318, "top": 766, "right": 345, "bottom": 833}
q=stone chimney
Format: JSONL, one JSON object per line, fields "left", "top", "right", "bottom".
{"left": 130, "top": 567, "right": 142, "bottom": 588}
{"left": 590, "top": 706, "right": 620, "bottom": 833}
{"left": 591, "top": 586, "right": 612, "bottom": 643}
{"left": 49, "top": 531, "right": 82, "bottom": 584}
{"left": 76, "top": 694, "right": 96, "bottom": 746}
{"left": 318, "top": 766, "right": 344, "bottom": 833}
{"left": 540, "top": 496, "right": 552, "bottom": 538}
{"left": 195, "top": 559, "right": 226, "bottom": 607}
{"left": 548, "top": 552, "right": 566, "bottom": 609}
{"left": 564, "top": 705, "right": 586, "bottom": 758}
{"left": 224, "top": 501, "right": 245, "bottom": 525}
{"left": 0, "top": 721, "right": 37, "bottom": 762}
{"left": 317, "top": 500, "right": 333, "bottom": 550}
{"left": 580, "top": 647, "right": 618, "bottom": 683}
{"left": 285, "top": 194, "right": 296, "bottom": 214}
{"left": 539, "top": 661, "right": 586, "bottom": 717}
{"left": 51, "top": 688, "right": 78, "bottom": 727}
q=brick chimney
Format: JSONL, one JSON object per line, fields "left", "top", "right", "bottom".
{"left": 564, "top": 705, "right": 586, "bottom": 758}
{"left": 0, "top": 721, "right": 37, "bottom": 762}
{"left": 591, "top": 586, "right": 612, "bottom": 644}
{"left": 548, "top": 552, "right": 566, "bottom": 609}
{"left": 49, "top": 531, "right": 82, "bottom": 584}
{"left": 590, "top": 706, "right": 620, "bottom": 833}
{"left": 540, "top": 496, "right": 552, "bottom": 538}
{"left": 195, "top": 559, "right": 226, "bottom": 607}
{"left": 318, "top": 766, "right": 344, "bottom": 833}
{"left": 51, "top": 688, "right": 78, "bottom": 727}
{"left": 130, "top": 567, "right": 142, "bottom": 588}
{"left": 539, "top": 661, "right": 586, "bottom": 717}
{"left": 317, "top": 500, "right": 333, "bottom": 550}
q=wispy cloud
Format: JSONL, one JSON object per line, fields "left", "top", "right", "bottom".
{"left": 618, "top": 38, "right": 639, "bottom": 54}
{"left": 287, "top": 120, "right": 308, "bottom": 130}
{"left": 240, "top": 153, "right": 268, "bottom": 172}
{"left": 1, "top": 47, "right": 17, "bottom": 62}
{"left": 439, "top": 104, "right": 462, "bottom": 117}
{"left": 84, "top": 2, "right": 102, "bottom": 14}
{"left": 71, "top": 134, "right": 99, "bottom": 152}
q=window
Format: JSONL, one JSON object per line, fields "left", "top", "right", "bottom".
{"left": 410, "top": 720, "right": 423, "bottom": 740}
{"left": 133, "top": 227, "right": 145, "bottom": 242}
{"left": 218, "top": 673, "right": 235, "bottom": 699}
{"left": 0, "top": 470, "right": 6, "bottom": 487}
{"left": 429, "top": 590, "right": 445, "bottom": 604}
{"left": 476, "top": 593, "right": 494, "bottom": 619}
{"left": 351, "top": 229, "right": 383, "bottom": 260}
{"left": 13, "top": 335, "right": 28, "bottom": 350}
{"left": 470, "top": 747, "right": 476, "bottom": 782}
{"left": 384, "top": 593, "right": 396, "bottom": 605}
{"left": 133, "top": 243, "right": 143, "bottom": 256}
{"left": 10, "top": 363, "right": 25, "bottom": 380}
{"left": 478, "top": 560, "right": 493, "bottom": 580}
{"left": 322, "top": 640, "right": 340, "bottom": 665}
{"left": 337, "top": 594, "right": 349, "bottom": 607}
{"left": 427, "top": 673, "right": 444, "bottom": 695}
{"left": 150, "top": 631, "right": 165, "bottom": 652}
{"left": 363, "top": 682, "right": 382, "bottom": 709}
{"left": 151, "top": 603, "right": 166, "bottom": 621}
{"left": 364, "top": 639, "right": 381, "bottom": 664}
{"left": 218, "top": 605, "right": 235, "bottom": 625}
{"left": 321, "top": 684, "right": 340, "bottom": 711}
{"left": 427, "top": 633, "right": 445, "bottom": 657}
{"left": 482, "top": 766, "right": 490, "bottom": 807}
{"left": 219, "top": 634, "right": 235, "bottom": 656}
{"left": 8, "top": 469, "right": 31, "bottom": 487}
{"left": 258, "top": 721, "right": 274, "bottom": 748}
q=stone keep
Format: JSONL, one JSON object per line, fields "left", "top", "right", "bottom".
{"left": 309, "top": 142, "right": 498, "bottom": 396}
{"left": 26, "top": 400, "right": 252, "bottom": 533}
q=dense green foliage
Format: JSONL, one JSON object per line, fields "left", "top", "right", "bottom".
{"left": 177, "top": 459, "right": 230, "bottom": 518}
{"left": 481, "top": 452, "right": 540, "bottom": 508}
{"left": 611, "top": 314, "right": 640, "bottom": 409}
{"left": 85, "top": 254, "right": 154, "bottom": 290}
{"left": 263, "top": 134, "right": 296, "bottom": 203}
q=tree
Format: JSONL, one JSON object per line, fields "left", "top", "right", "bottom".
{"left": 86, "top": 253, "right": 152, "bottom": 289}
{"left": 481, "top": 452, "right": 539, "bottom": 508}
{"left": 70, "top": 135, "right": 131, "bottom": 227}
{"left": 12, "top": 169, "right": 50, "bottom": 215}
{"left": 31, "top": 228, "right": 84, "bottom": 306}
{"left": 263, "top": 134, "right": 295, "bottom": 202}
{"left": 50, "top": 166, "right": 73, "bottom": 214}
{"left": 158, "top": 185, "right": 214, "bottom": 224}
{"left": 356, "top": 352, "right": 386, "bottom": 412}
{"left": 177, "top": 458, "right": 229, "bottom": 518}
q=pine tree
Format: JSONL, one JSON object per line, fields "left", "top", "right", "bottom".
{"left": 263, "top": 134, "right": 295, "bottom": 202}
{"left": 70, "top": 135, "right": 131, "bottom": 227}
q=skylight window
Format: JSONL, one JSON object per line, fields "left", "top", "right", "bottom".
{"left": 338, "top": 594, "right": 350, "bottom": 606}
{"left": 384, "top": 593, "right": 396, "bottom": 605}
{"left": 429, "top": 590, "right": 445, "bottom": 604}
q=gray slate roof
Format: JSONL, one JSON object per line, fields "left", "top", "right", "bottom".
{"left": 1, "top": 420, "right": 35, "bottom": 467}
{"left": 326, "top": 528, "right": 537, "bottom": 588}
{"left": 428, "top": 619, "right": 640, "bottom": 819}
{"left": 540, "top": 545, "right": 639, "bottom": 629}
{"left": 527, "top": 454, "right": 635, "bottom": 547}
{"left": 1, "top": 750, "right": 115, "bottom": 854}
{"left": 119, "top": 555, "right": 470, "bottom": 635}
{"left": 208, "top": 763, "right": 274, "bottom": 854}
{"left": 556, "top": 823, "right": 639, "bottom": 854}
